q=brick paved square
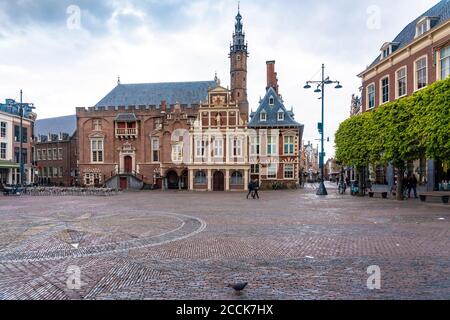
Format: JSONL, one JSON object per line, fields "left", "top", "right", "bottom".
{"left": 0, "top": 185, "right": 449, "bottom": 300}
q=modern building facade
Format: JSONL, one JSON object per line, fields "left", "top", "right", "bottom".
{"left": 358, "top": 0, "right": 450, "bottom": 189}
{"left": 248, "top": 61, "right": 304, "bottom": 189}
{"left": 0, "top": 99, "right": 36, "bottom": 187}
{"left": 34, "top": 115, "right": 78, "bottom": 186}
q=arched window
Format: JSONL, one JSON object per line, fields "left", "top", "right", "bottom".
{"left": 269, "top": 97, "right": 275, "bottom": 105}
{"left": 195, "top": 171, "right": 207, "bottom": 184}
{"left": 231, "top": 171, "right": 243, "bottom": 185}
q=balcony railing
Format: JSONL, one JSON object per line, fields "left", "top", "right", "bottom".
{"left": 115, "top": 128, "right": 138, "bottom": 138}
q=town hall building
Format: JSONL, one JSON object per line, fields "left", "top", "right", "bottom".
{"left": 76, "top": 8, "right": 303, "bottom": 191}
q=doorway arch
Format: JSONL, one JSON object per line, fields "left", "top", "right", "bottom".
{"left": 124, "top": 156, "right": 133, "bottom": 173}
{"left": 213, "top": 171, "right": 225, "bottom": 191}
{"left": 166, "top": 171, "right": 179, "bottom": 190}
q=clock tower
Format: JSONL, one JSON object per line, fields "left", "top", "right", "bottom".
{"left": 229, "top": 6, "right": 249, "bottom": 118}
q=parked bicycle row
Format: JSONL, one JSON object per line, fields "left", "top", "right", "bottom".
{"left": 2, "top": 186, "right": 121, "bottom": 197}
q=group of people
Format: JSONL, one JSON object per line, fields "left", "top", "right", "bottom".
{"left": 247, "top": 179, "right": 260, "bottom": 200}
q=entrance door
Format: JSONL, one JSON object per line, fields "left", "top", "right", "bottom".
{"left": 124, "top": 156, "right": 133, "bottom": 173}
{"left": 166, "top": 171, "right": 179, "bottom": 190}
{"left": 181, "top": 170, "right": 188, "bottom": 190}
{"left": 213, "top": 171, "right": 225, "bottom": 191}
{"left": 120, "top": 177, "right": 128, "bottom": 190}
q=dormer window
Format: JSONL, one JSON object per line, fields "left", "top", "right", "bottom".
{"left": 277, "top": 111, "right": 284, "bottom": 121}
{"left": 260, "top": 111, "right": 267, "bottom": 122}
{"left": 269, "top": 97, "right": 275, "bottom": 105}
{"left": 415, "top": 17, "right": 437, "bottom": 38}
{"left": 382, "top": 47, "right": 391, "bottom": 59}
{"left": 380, "top": 42, "right": 399, "bottom": 59}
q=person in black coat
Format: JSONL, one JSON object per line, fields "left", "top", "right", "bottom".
{"left": 408, "top": 174, "right": 418, "bottom": 199}
{"left": 253, "top": 180, "right": 260, "bottom": 199}
{"left": 246, "top": 181, "right": 254, "bottom": 199}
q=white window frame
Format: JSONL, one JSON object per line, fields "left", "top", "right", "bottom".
{"left": 58, "top": 148, "right": 63, "bottom": 160}
{"left": 267, "top": 136, "right": 277, "bottom": 156}
{"left": 367, "top": 83, "right": 376, "bottom": 110}
{"left": 380, "top": 76, "right": 390, "bottom": 105}
{"left": 152, "top": 137, "right": 160, "bottom": 163}
{"left": 284, "top": 164, "right": 295, "bottom": 180}
{"left": 91, "top": 138, "right": 104, "bottom": 163}
{"left": 0, "top": 122, "right": 6, "bottom": 138}
{"left": 232, "top": 138, "right": 242, "bottom": 157}
{"left": 381, "top": 45, "right": 391, "bottom": 59}
{"left": 440, "top": 46, "right": 450, "bottom": 80}
{"left": 283, "top": 136, "right": 295, "bottom": 155}
{"left": 250, "top": 136, "right": 260, "bottom": 156}
{"left": 0, "top": 142, "right": 6, "bottom": 160}
{"left": 93, "top": 119, "right": 102, "bottom": 131}
{"left": 395, "top": 66, "right": 407, "bottom": 98}
{"left": 195, "top": 139, "right": 206, "bottom": 158}
{"left": 278, "top": 112, "right": 284, "bottom": 121}
{"left": 414, "top": 55, "right": 428, "bottom": 91}
{"left": 42, "top": 149, "right": 47, "bottom": 160}
{"left": 172, "top": 143, "right": 183, "bottom": 162}
{"left": 415, "top": 18, "right": 429, "bottom": 38}
{"left": 53, "top": 148, "right": 58, "bottom": 161}
{"left": 260, "top": 111, "right": 267, "bottom": 122}
{"left": 269, "top": 97, "right": 275, "bottom": 105}
{"left": 214, "top": 139, "right": 223, "bottom": 158}
{"left": 37, "top": 149, "right": 41, "bottom": 161}
{"left": 267, "top": 164, "right": 277, "bottom": 180}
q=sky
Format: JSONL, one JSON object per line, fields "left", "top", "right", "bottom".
{"left": 0, "top": 0, "right": 441, "bottom": 157}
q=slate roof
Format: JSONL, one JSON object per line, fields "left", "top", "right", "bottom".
{"left": 115, "top": 113, "right": 137, "bottom": 122}
{"left": 35, "top": 115, "right": 77, "bottom": 137}
{"left": 249, "top": 87, "right": 303, "bottom": 128}
{"left": 0, "top": 99, "right": 34, "bottom": 118}
{"left": 95, "top": 81, "right": 217, "bottom": 107}
{"left": 364, "top": 0, "right": 450, "bottom": 72}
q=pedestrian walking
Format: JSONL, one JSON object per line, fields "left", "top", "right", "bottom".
{"left": 408, "top": 174, "right": 418, "bottom": 199}
{"left": 252, "top": 180, "right": 260, "bottom": 199}
{"left": 246, "top": 180, "right": 254, "bottom": 199}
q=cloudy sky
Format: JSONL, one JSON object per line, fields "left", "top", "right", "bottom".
{"left": 0, "top": 0, "right": 440, "bottom": 156}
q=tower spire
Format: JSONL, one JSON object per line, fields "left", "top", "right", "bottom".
{"left": 229, "top": 4, "right": 249, "bottom": 116}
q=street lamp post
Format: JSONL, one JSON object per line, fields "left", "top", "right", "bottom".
{"left": 19, "top": 90, "right": 24, "bottom": 187}
{"left": 304, "top": 64, "right": 342, "bottom": 196}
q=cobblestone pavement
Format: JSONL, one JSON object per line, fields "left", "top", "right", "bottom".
{"left": 0, "top": 184, "right": 449, "bottom": 300}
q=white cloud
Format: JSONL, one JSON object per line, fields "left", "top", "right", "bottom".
{"left": 0, "top": 0, "right": 442, "bottom": 157}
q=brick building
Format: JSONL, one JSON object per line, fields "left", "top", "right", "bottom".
{"left": 77, "top": 9, "right": 253, "bottom": 191}
{"left": 248, "top": 61, "right": 304, "bottom": 189}
{"left": 301, "top": 141, "right": 320, "bottom": 183}
{"left": 34, "top": 115, "right": 78, "bottom": 186}
{"left": 358, "top": 0, "right": 450, "bottom": 189}
{"left": 0, "top": 99, "right": 36, "bottom": 187}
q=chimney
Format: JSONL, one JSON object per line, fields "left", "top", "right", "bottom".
{"left": 160, "top": 100, "right": 167, "bottom": 113}
{"left": 266, "top": 61, "right": 279, "bottom": 95}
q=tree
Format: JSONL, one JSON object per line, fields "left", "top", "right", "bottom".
{"left": 335, "top": 77, "right": 450, "bottom": 200}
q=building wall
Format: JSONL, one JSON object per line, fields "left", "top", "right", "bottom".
{"left": 35, "top": 134, "right": 77, "bottom": 186}
{"left": 360, "top": 24, "right": 450, "bottom": 112}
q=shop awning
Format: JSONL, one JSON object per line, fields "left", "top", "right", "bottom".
{"left": 0, "top": 160, "right": 20, "bottom": 169}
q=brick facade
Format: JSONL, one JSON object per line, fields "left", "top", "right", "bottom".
{"left": 34, "top": 132, "right": 78, "bottom": 186}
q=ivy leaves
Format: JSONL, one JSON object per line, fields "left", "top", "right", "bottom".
{"left": 335, "top": 78, "right": 450, "bottom": 167}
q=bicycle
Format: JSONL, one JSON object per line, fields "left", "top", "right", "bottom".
{"left": 337, "top": 181, "right": 347, "bottom": 195}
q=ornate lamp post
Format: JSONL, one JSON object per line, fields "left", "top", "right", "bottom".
{"left": 303, "top": 64, "right": 342, "bottom": 196}
{"left": 18, "top": 90, "right": 35, "bottom": 187}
